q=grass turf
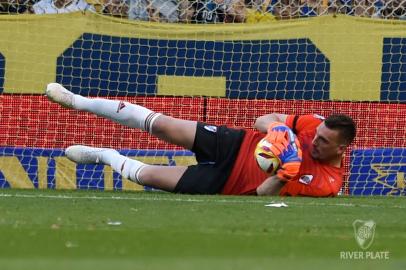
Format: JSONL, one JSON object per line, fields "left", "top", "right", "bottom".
{"left": 0, "top": 189, "right": 405, "bottom": 270}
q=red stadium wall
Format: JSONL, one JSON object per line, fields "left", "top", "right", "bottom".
{"left": 1, "top": 95, "right": 404, "bottom": 150}
{"left": 0, "top": 95, "right": 204, "bottom": 150}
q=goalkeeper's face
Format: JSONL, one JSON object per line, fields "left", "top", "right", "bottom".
{"left": 311, "top": 122, "right": 345, "bottom": 162}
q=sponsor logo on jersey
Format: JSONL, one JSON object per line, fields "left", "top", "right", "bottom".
{"left": 299, "top": 174, "right": 314, "bottom": 185}
{"left": 204, "top": 125, "right": 217, "bottom": 133}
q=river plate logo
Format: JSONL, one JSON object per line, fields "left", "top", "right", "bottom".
{"left": 352, "top": 220, "right": 376, "bottom": 250}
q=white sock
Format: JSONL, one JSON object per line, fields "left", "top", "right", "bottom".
{"left": 73, "top": 95, "right": 161, "bottom": 133}
{"left": 99, "top": 150, "right": 147, "bottom": 185}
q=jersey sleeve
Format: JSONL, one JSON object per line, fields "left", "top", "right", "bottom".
{"left": 285, "top": 114, "right": 324, "bottom": 135}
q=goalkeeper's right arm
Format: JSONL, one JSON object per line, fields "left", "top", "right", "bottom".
{"left": 256, "top": 175, "right": 285, "bottom": 196}
{"left": 254, "top": 113, "right": 288, "bottom": 133}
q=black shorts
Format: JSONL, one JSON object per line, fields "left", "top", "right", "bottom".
{"left": 174, "top": 122, "right": 245, "bottom": 194}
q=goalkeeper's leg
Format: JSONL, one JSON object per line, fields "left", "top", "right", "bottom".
{"left": 65, "top": 145, "right": 186, "bottom": 191}
{"left": 46, "top": 83, "right": 196, "bottom": 149}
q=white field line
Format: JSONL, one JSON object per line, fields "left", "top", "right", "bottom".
{"left": 0, "top": 192, "right": 405, "bottom": 209}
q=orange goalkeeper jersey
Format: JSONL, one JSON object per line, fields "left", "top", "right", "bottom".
{"left": 222, "top": 114, "right": 344, "bottom": 197}
{"left": 221, "top": 129, "right": 268, "bottom": 195}
{"left": 279, "top": 114, "right": 344, "bottom": 197}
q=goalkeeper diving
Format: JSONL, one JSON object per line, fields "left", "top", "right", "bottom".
{"left": 46, "top": 83, "right": 356, "bottom": 197}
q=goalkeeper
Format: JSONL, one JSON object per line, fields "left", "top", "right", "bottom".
{"left": 46, "top": 83, "right": 356, "bottom": 197}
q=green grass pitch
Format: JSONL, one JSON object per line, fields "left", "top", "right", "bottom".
{"left": 0, "top": 189, "right": 405, "bottom": 270}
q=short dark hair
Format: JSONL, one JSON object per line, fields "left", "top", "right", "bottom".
{"left": 325, "top": 114, "right": 356, "bottom": 145}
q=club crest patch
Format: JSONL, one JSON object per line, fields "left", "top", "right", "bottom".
{"left": 204, "top": 125, "right": 217, "bottom": 133}
{"left": 299, "top": 174, "right": 314, "bottom": 185}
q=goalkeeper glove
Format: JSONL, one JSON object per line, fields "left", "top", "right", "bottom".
{"left": 264, "top": 122, "right": 303, "bottom": 181}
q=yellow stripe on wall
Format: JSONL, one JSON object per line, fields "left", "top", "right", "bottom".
{"left": 104, "top": 166, "right": 114, "bottom": 191}
{"left": 172, "top": 156, "right": 197, "bottom": 166}
{"left": 0, "top": 14, "right": 86, "bottom": 94}
{"left": 122, "top": 178, "right": 144, "bottom": 191}
{"left": 158, "top": 75, "right": 226, "bottom": 97}
{"left": 37, "top": 157, "right": 48, "bottom": 189}
{"left": 0, "top": 157, "right": 34, "bottom": 188}
{"left": 309, "top": 16, "right": 383, "bottom": 101}
{"left": 54, "top": 157, "right": 77, "bottom": 190}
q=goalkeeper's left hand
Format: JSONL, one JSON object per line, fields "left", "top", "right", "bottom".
{"left": 264, "top": 122, "right": 303, "bottom": 181}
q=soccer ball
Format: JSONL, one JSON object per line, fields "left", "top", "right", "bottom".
{"left": 254, "top": 138, "right": 280, "bottom": 175}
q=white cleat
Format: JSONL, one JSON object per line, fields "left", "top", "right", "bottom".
{"left": 65, "top": 145, "right": 118, "bottom": 164}
{"left": 46, "top": 83, "right": 75, "bottom": 108}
